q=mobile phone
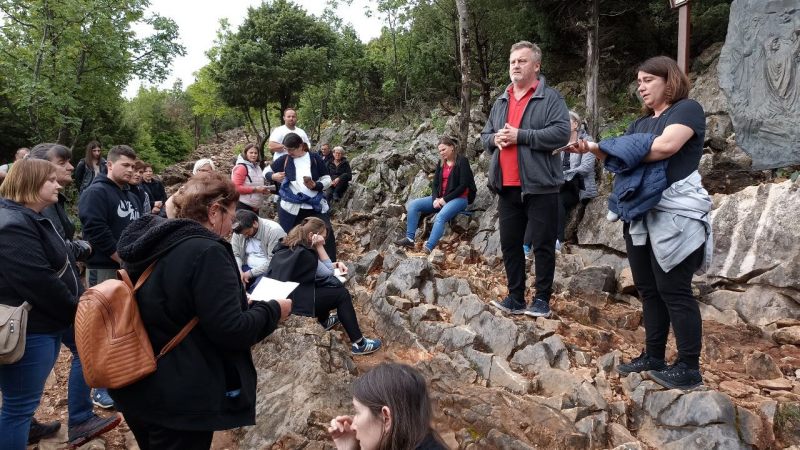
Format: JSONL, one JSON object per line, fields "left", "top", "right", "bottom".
{"left": 551, "top": 140, "right": 580, "bottom": 155}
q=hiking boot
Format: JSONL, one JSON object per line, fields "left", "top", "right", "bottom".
{"left": 648, "top": 361, "right": 704, "bottom": 390}
{"left": 352, "top": 337, "right": 382, "bottom": 355}
{"left": 490, "top": 296, "right": 526, "bottom": 315}
{"left": 394, "top": 237, "right": 414, "bottom": 248}
{"left": 616, "top": 350, "right": 667, "bottom": 376}
{"left": 67, "top": 414, "right": 122, "bottom": 448}
{"left": 321, "top": 314, "right": 340, "bottom": 331}
{"left": 91, "top": 388, "right": 114, "bottom": 409}
{"left": 28, "top": 418, "right": 61, "bottom": 444}
{"left": 524, "top": 298, "right": 551, "bottom": 318}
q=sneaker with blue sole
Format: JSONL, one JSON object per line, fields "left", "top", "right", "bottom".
{"left": 490, "top": 296, "right": 526, "bottom": 315}
{"left": 524, "top": 298, "right": 551, "bottom": 318}
{"left": 352, "top": 337, "right": 382, "bottom": 355}
{"left": 91, "top": 388, "right": 114, "bottom": 409}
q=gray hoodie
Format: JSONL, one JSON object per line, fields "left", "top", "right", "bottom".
{"left": 481, "top": 75, "right": 570, "bottom": 196}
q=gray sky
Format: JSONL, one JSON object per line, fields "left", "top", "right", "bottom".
{"left": 125, "top": 0, "right": 382, "bottom": 97}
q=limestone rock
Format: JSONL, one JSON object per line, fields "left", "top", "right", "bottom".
{"left": 744, "top": 351, "right": 783, "bottom": 380}
{"left": 568, "top": 266, "right": 617, "bottom": 301}
{"left": 755, "top": 378, "right": 793, "bottom": 391}
{"left": 703, "top": 285, "right": 800, "bottom": 328}
{"left": 608, "top": 422, "right": 637, "bottom": 447}
{"left": 616, "top": 267, "right": 636, "bottom": 295}
{"left": 577, "top": 196, "right": 626, "bottom": 253}
{"left": 385, "top": 258, "right": 433, "bottom": 296}
{"left": 773, "top": 325, "right": 800, "bottom": 345}
{"left": 242, "top": 317, "right": 356, "bottom": 448}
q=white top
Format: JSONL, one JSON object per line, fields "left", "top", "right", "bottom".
{"left": 269, "top": 125, "right": 311, "bottom": 161}
{"left": 291, "top": 153, "right": 315, "bottom": 209}
{"left": 245, "top": 238, "right": 269, "bottom": 269}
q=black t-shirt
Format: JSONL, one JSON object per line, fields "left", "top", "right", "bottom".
{"left": 626, "top": 98, "right": 705, "bottom": 184}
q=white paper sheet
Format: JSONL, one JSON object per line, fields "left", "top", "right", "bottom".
{"left": 250, "top": 277, "right": 299, "bottom": 302}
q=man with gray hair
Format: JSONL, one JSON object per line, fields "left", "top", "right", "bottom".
{"left": 481, "top": 40, "right": 570, "bottom": 318}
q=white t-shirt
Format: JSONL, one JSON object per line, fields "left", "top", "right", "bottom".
{"left": 269, "top": 125, "right": 311, "bottom": 161}
{"left": 245, "top": 238, "right": 269, "bottom": 269}
{"left": 291, "top": 152, "right": 316, "bottom": 209}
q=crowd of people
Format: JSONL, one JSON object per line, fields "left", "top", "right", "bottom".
{"left": 0, "top": 38, "right": 713, "bottom": 449}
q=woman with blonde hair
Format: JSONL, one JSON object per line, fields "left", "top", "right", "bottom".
{"left": 0, "top": 159, "right": 82, "bottom": 448}
{"left": 267, "top": 217, "right": 381, "bottom": 355}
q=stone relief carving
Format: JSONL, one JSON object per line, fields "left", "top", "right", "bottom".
{"left": 719, "top": 0, "right": 800, "bottom": 170}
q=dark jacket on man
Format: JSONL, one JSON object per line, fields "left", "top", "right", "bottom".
{"left": 266, "top": 242, "right": 318, "bottom": 317}
{"left": 78, "top": 173, "right": 142, "bottom": 269}
{"left": 431, "top": 154, "right": 477, "bottom": 204}
{"left": 0, "top": 198, "right": 79, "bottom": 333}
{"left": 110, "top": 214, "right": 282, "bottom": 431}
{"left": 481, "top": 75, "right": 571, "bottom": 196}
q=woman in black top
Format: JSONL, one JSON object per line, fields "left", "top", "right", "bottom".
{"left": 0, "top": 159, "right": 81, "bottom": 449}
{"left": 326, "top": 146, "right": 352, "bottom": 202}
{"left": 575, "top": 56, "right": 707, "bottom": 390}
{"left": 329, "top": 363, "right": 447, "bottom": 450}
{"left": 73, "top": 140, "right": 107, "bottom": 193}
{"left": 395, "top": 136, "right": 476, "bottom": 253}
{"left": 111, "top": 172, "right": 291, "bottom": 449}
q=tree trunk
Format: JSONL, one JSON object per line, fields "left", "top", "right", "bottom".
{"left": 455, "top": 0, "right": 471, "bottom": 151}
{"left": 471, "top": 14, "right": 491, "bottom": 116}
{"left": 585, "top": 0, "right": 600, "bottom": 140}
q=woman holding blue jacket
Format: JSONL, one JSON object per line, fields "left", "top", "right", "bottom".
{"left": 575, "top": 56, "right": 709, "bottom": 391}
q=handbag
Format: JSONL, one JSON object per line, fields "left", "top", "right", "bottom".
{"left": 0, "top": 302, "right": 32, "bottom": 364}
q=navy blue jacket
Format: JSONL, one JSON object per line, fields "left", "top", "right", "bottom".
{"left": 602, "top": 133, "right": 666, "bottom": 222}
{"left": 78, "top": 174, "right": 142, "bottom": 268}
{"left": 0, "top": 199, "right": 79, "bottom": 333}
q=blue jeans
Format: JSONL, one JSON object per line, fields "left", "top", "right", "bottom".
{"left": 0, "top": 333, "right": 62, "bottom": 450}
{"left": 406, "top": 196, "right": 468, "bottom": 251}
{"left": 86, "top": 268, "right": 116, "bottom": 409}
{"left": 61, "top": 327, "right": 94, "bottom": 427}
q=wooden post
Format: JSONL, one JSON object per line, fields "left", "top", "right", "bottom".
{"left": 676, "top": 2, "right": 691, "bottom": 74}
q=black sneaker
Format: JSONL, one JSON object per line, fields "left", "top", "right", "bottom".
{"left": 489, "top": 296, "right": 526, "bottom": 315}
{"left": 394, "top": 237, "right": 414, "bottom": 248}
{"left": 28, "top": 418, "right": 61, "bottom": 444}
{"left": 320, "top": 314, "right": 340, "bottom": 331}
{"left": 524, "top": 298, "right": 551, "bottom": 318}
{"left": 616, "top": 350, "right": 666, "bottom": 376}
{"left": 68, "top": 414, "right": 122, "bottom": 448}
{"left": 648, "top": 361, "right": 704, "bottom": 390}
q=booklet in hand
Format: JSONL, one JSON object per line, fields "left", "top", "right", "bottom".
{"left": 250, "top": 277, "right": 299, "bottom": 302}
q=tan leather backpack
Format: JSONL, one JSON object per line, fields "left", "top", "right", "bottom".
{"left": 75, "top": 261, "right": 198, "bottom": 389}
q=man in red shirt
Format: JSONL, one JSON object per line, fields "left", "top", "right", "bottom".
{"left": 481, "top": 41, "right": 570, "bottom": 318}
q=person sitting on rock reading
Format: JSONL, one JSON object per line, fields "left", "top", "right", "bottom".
{"left": 267, "top": 217, "right": 381, "bottom": 356}
{"left": 231, "top": 209, "right": 286, "bottom": 293}
{"left": 395, "top": 136, "right": 476, "bottom": 254}
{"left": 328, "top": 362, "right": 447, "bottom": 450}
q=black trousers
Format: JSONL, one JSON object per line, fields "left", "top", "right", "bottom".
{"left": 557, "top": 180, "right": 581, "bottom": 242}
{"left": 624, "top": 224, "right": 704, "bottom": 369}
{"left": 125, "top": 415, "right": 213, "bottom": 450}
{"left": 498, "top": 188, "right": 558, "bottom": 303}
{"left": 315, "top": 287, "right": 362, "bottom": 343}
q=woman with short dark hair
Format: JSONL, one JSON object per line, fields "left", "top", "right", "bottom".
{"left": 575, "top": 56, "right": 709, "bottom": 390}
{"left": 329, "top": 363, "right": 446, "bottom": 449}
{"left": 0, "top": 159, "right": 82, "bottom": 448}
{"left": 110, "top": 172, "right": 291, "bottom": 449}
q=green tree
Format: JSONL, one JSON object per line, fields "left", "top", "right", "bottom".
{"left": 0, "top": 0, "right": 185, "bottom": 149}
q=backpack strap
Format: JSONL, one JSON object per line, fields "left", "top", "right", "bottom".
{"left": 128, "top": 259, "right": 200, "bottom": 360}
{"left": 156, "top": 317, "right": 199, "bottom": 360}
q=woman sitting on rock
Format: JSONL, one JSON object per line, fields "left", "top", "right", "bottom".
{"left": 395, "top": 136, "right": 476, "bottom": 253}
{"left": 267, "top": 217, "right": 381, "bottom": 356}
{"left": 328, "top": 362, "right": 446, "bottom": 449}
